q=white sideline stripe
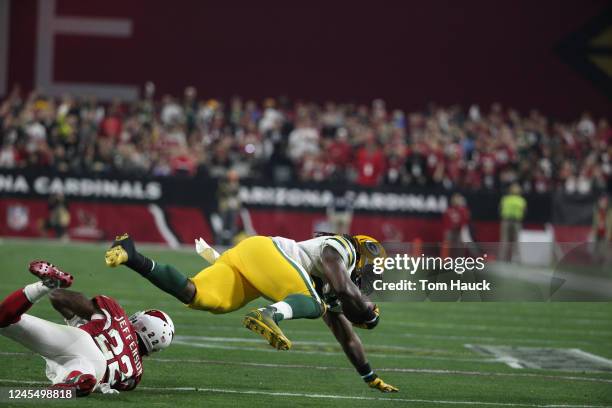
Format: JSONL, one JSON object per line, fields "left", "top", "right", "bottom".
{"left": 137, "top": 386, "right": 612, "bottom": 408}
{"left": 177, "top": 334, "right": 455, "bottom": 352}
{"left": 148, "top": 356, "right": 612, "bottom": 384}
{"left": 173, "top": 339, "right": 491, "bottom": 362}
{"left": 162, "top": 347, "right": 612, "bottom": 384}
{"left": 175, "top": 334, "right": 488, "bottom": 357}
{"left": 0, "top": 379, "right": 608, "bottom": 408}
{"left": 0, "top": 349, "right": 605, "bottom": 383}
{"left": 148, "top": 204, "right": 180, "bottom": 248}
{"left": 390, "top": 320, "right": 612, "bottom": 337}
{"left": 0, "top": 348, "right": 492, "bottom": 364}
{"left": 1, "top": 351, "right": 610, "bottom": 383}
{"left": 404, "top": 333, "right": 596, "bottom": 346}
{"left": 175, "top": 334, "right": 599, "bottom": 363}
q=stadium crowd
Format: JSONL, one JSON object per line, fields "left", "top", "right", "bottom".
{"left": 0, "top": 85, "right": 609, "bottom": 194}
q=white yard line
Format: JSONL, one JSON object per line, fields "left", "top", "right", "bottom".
{"left": 172, "top": 339, "right": 492, "bottom": 363}
{"left": 3, "top": 349, "right": 611, "bottom": 385}
{"left": 138, "top": 386, "right": 612, "bottom": 408}
{"left": 389, "top": 320, "right": 612, "bottom": 337}
{"left": 403, "top": 333, "right": 597, "bottom": 346}
{"left": 172, "top": 336, "right": 498, "bottom": 363}
{"left": 0, "top": 378, "right": 608, "bottom": 408}
{"left": 150, "top": 347, "right": 612, "bottom": 385}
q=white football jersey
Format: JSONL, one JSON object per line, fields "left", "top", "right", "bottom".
{"left": 271, "top": 235, "right": 357, "bottom": 282}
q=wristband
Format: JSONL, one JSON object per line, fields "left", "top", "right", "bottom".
{"left": 356, "top": 363, "right": 377, "bottom": 382}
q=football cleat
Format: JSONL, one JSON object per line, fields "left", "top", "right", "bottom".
{"left": 28, "top": 260, "right": 73, "bottom": 288}
{"left": 51, "top": 371, "right": 97, "bottom": 397}
{"left": 105, "top": 233, "right": 134, "bottom": 267}
{"left": 243, "top": 308, "right": 292, "bottom": 351}
{"left": 367, "top": 377, "right": 399, "bottom": 393}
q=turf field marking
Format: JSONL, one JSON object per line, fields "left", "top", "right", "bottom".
{"left": 390, "top": 320, "right": 612, "bottom": 337}
{"left": 403, "top": 332, "right": 597, "bottom": 346}
{"left": 147, "top": 353, "right": 612, "bottom": 384}
{"left": 467, "top": 345, "right": 612, "bottom": 372}
{"left": 393, "top": 303, "right": 612, "bottom": 322}
{"left": 6, "top": 349, "right": 611, "bottom": 383}
{"left": 173, "top": 335, "right": 493, "bottom": 362}
{"left": 122, "top": 385, "right": 612, "bottom": 407}
{"left": 0, "top": 379, "right": 608, "bottom": 408}
{"left": 172, "top": 339, "right": 491, "bottom": 362}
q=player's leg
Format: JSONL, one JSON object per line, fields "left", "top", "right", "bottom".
{"left": 188, "top": 258, "right": 260, "bottom": 313}
{"left": 1, "top": 260, "right": 78, "bottom": 355}
{"left": 234, "top": 236, "right": 325, "bottom": 349}
{"left": 0, "top": 260, "right": 73, "bottom": 328}
{"left": 105, "top": 234, "right": 196, "bottom": 303}
{"left": 3, "top": 313, "right": 105, "bottom": 396}
{"left": 0, "top": 262, "right": 103, "bottom": 395}
{"left": 105, "top": 233, "right": 260, "bottom": 310}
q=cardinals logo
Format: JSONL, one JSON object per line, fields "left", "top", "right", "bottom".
{"left": 7, "top": 205, "right": 29, "bottom": 231}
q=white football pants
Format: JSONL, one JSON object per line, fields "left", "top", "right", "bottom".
{"left": 0, "top": 314, "right": 106, "bottom": 384}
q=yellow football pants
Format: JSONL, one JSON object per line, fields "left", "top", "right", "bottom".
{"left": 188, "top": 236, "right": 321, "bottom": 314}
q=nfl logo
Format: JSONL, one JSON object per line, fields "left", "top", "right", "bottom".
{"left": 7, "top": 205, "right": 29, "bottom": 231}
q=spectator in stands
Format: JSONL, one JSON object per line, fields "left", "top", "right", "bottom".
{"left": 288, "top": 117, "right": 320, "bottom": 164}
{"left": 354, "top": 131, "right": 386, "bottom": 186}
{"left": 0, "top": 85, "right": 609, "bottom": 197}
{"left": 499, "top": 183, "right": 527, "bottom": 262}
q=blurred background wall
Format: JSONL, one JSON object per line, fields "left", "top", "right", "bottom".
{"left": 5, "top": 0, "right": 612, "bottom": 119}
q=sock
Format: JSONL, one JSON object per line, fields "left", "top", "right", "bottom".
{"left": 356, "top": 362, "right": 377, "bottom": 382}
{"left": 126, "top": 252, "right": 154, "bottom": 276}
{"left": 144, "top": 263, "right": 190, "bottom": 302}
{"left": 0, "top": 288, "right": 34, "bottom": 327}
{"left": 23, "top": 282, "right": 52, "bottom": 303}
{"left": 269, "top": 294, "right": 322, "bottom": 322}
{"left": 266, "top": 301, "right": 293, "bottom": 323}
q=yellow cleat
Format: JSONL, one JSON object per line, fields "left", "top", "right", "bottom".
{"left": 104, "top": 233, "right": 135, "bottom": 267}
{"left": 368, "top": 377, "right": 399, "bottom": 393}
{"left": 242, "top": 308, "right": 292, "bottom": 350}
{"left": 105, "top": 246, "right": 129, "bottom": 267}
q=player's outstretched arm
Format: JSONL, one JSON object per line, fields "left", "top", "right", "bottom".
{"left": 323, "top": 311, "right": 398, "bottom": 392}
{"left": 321, "top": 246, "right": 373, "bottom": 322}
{"left": 49, "top": 289, "right": 99, "bottom": 320}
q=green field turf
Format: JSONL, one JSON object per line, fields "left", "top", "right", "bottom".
{"left": 0, "top": 239, "right": 611, "bottom": 407}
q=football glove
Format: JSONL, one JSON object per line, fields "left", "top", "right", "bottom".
{"left": 352, "top": 304, "right": 380, "bottom": 330}
{"left": 368, "top": 377, "right": 399, "bottom": 393}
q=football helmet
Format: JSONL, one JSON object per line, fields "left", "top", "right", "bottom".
{"left": 350, "top": 234, "right": 386, "bottom": 295}
{"left": 129, "top": 309, "right": 175, "bottom": 355}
